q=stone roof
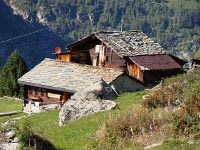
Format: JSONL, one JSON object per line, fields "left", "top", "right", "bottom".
{"left": 18, "top": 58, "right": 124, "bottom": 93}
{"left": 68, "top": 30, "right": 166, "bottom": 57}
{"left": 129, "top": 55, "right": 182, "bottom": 70}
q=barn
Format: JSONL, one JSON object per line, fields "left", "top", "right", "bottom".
{"left": 18, "top": 58, "right": 145, "bottom": 108}
{"left": 55, "top": 30, "right": 185, "bottom": 84}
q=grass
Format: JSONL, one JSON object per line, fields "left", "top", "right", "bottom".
{"left": 0, "top": 98, "right": 25, "bottom": 132}
{"left": 0, "top": 98, "right": 23, "bottom": 113}
{"left": 15, "top": 90, "right": 149, "bottom": 150}
{"left": 150, "top": 140, "right": 200, "bottom": 150}
{"left": 1, "top": 89, "right": 200, "bottom": 149}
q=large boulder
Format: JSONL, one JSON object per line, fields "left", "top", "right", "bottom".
{"left": 59, "top": 81, "right": 117, "bottom": 126}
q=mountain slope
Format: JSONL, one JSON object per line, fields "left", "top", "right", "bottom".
{"left": 1, "top": 0, "right": 200, "bottom": 68}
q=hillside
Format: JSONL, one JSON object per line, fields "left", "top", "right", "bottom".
{"left": 0, "top": 0, "right": 200, "bottom": 68}
{"left": 1, "top": 68, "right": 200, "bottom": 149}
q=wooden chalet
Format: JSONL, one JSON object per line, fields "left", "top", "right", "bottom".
{"left": 55, "top": 30, "right": 185, "bottom": 84}
{"left": 18, "top": 58, "right": 145, "bottom": 106}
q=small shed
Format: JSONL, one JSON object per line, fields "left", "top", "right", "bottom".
{"left": 127, "top": 54, "right": 184, "bottom": 84}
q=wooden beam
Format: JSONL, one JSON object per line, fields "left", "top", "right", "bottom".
{"left": 0, "top": 111, "right": 22, "bottom": 117}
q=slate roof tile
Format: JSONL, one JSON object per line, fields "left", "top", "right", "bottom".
{"left": 18, "top": 58, "right": 124, "bottom": 93}
{"left": 68, "top": 30, "right": 166, "bottom": 57}
{"left": 130, "top": 55, "right": 182, "bottom": 70}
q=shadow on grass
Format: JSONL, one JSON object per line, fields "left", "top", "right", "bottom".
{"left": 26, "top": 134, "right": 62, "bottom": 150}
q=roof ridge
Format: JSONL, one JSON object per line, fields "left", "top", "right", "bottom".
{"left": 43, "top": 58, "right": 124, "bottom": 72}
{"left": 96, "top": 30, "right": 142, "bottom": 34}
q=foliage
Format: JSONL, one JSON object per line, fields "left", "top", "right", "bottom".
{"left": 13, "top": 91, "right": 148, "bottom": 150}
{"left": 89, "top": 107, "right": 174, "bottom": 149}
{"left": 0, "top": 98, "right": 23, "bottom": 113}
{"left": 15, "top": 118, "right": 34, "bottom": 150}
{"left": 150, "top": 140, "right": 200, "bottom": 150}
{"left": 0, "top": 98, "right": 24, "bottom": 131}
{"left": 1, "top": 89, "right": 200, "bottom": 149}
{"left": 143, "top": 70, "right": 200, "bottom": 109}
{"left": 15, "top": 118, "right": 57, "bottom": 150}
{"left": 0, "top": 50, "right": 27, "bottom": 98}
{"left": 142, "top": 70, "right": 200, "bottom": 143}
{"left": 91, "top": 71, "right": 200, "bottom": 149}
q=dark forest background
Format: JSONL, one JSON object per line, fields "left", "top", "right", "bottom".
{"left": 0, "top": 0, "right": 200, "bottom": 68}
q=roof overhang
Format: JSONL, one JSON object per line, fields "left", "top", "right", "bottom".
{"left": 128, "top": 54, "right": 183, "bottom": 71}
{"left": 18, "top": 80, "right": 76, "bottom": 94}
{"left": 67, "top": 33, "right": 97, "bottom": 49}
{"left": 67, "top": 32, "right": 124, "bottom": 58}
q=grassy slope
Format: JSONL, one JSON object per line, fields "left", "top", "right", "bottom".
{"left": 0, "top": 98, "right": 25, "bottom": 130}
{"left": 0, "top": 98, "right": 23, "bottom": 113}
{"left": 1, "top": 89, "right": 199, "bottom": 149}
{"left": 18, "top": 90, "right": 149, "bottom": 150}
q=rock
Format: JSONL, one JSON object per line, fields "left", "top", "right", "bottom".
{"left": 59, "top": 81, "right": 117, "bottom": 126}
{"left": 144, "top": 143, "right": 162, "bottom": 149}
{"left": 1, "top": 143, "right": 19, "bottom": 150}
{"left": 188, "top": 140, "right": 194, "bottom": 144}
{"left": 40, "top": 104, "right": 61, "bottom": 112}
{"left": 2, "top": 116, "right": 27, "bottom": 127}
{"left": 5, "top": 130, "right": 15, "bottom": 140}
{"left": 12, "top": 137, "right": 19, "bottom": 143}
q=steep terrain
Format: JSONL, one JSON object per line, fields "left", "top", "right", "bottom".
{"left": 0, "top": 0, "right": 66, "bottom": 68}
{"left": 0, "top": 0, "right": 200, "bottom": 68}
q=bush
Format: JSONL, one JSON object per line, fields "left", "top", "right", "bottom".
{"left": 15, "top": 119, "right": 34, "bottom": 150}
{"left": 90, "top": 107, "right": 174, "bottom": 149}
{"left": 143, "top": 82, "right": 184, "bottom": 109}
{"left": 143, "top": 70, "right": 200, "bottom": 140}
{"left": 15, "top": 118, "right": 57, "bottom": 150}
{"left": 143, "top": 70, "right": 200, "bottom": 109}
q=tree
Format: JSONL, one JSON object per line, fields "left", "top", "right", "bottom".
{"left": 0, "top": 50, "right": 27, "bottom": 98}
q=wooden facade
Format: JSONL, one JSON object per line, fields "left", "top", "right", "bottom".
{"left": 55, "top": 53, "right": 71, "bottom": 62}
{"left": 88, "top": 45, "right": 126, "bottom": 69}
{"left": 127, "top": 62, "right": 143, "bottom": 82}
{"left": 127, "top": 55, "right": 185, "bottom": 85}
{"left": 64, "top": 36, "right": 126, "bottom": 70}
{"left": 26, "top": 86, "right": 72, "bottom": 105}
{"left": 127, "top": 63, "right": 183, "bottom": 84}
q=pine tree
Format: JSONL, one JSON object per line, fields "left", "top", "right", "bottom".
{"left": 0, "top": 50, "right": 27, "bottom": 98}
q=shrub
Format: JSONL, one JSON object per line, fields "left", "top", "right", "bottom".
{"left": 143, "top": 82, "right": 184, "bottom": 109}
{"left": 143, "top": 70, "right": 200, "bottom": 109}
{"left": 90, "top": 107, "right": 174, "bottom": 149}
{"left": 143, "top": 70, "right": 200, "bottom": 140}
{"left": 15, "top": 118, "right": 34, "bottom": 150}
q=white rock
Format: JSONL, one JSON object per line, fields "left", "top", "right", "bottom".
{"left": 59, "top": 81, "right": 117, "bottom": 126}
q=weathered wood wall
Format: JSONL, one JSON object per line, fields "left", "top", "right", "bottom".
{"left": 27, "top": 86, "right": 73, "bottom": 105}
{"left": 67, "top": 37, "right": 126, "bottom": 69}
{"left": 143, "top": 69, "right": 183, "bottom": 84}
{"left": 88, "top": 45, "right": 126, "bottom": 69}
{"left": 105, "top": 47, "right": 126, "bottom": 69}
{"left": 71, "top": 51, "right": 92, "bottom": 65}
{"left": 127, "top": 62, "right": 143, "bottom": 82}
{"left": 56, "top": 53, "right": 71, "bottom": 62}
